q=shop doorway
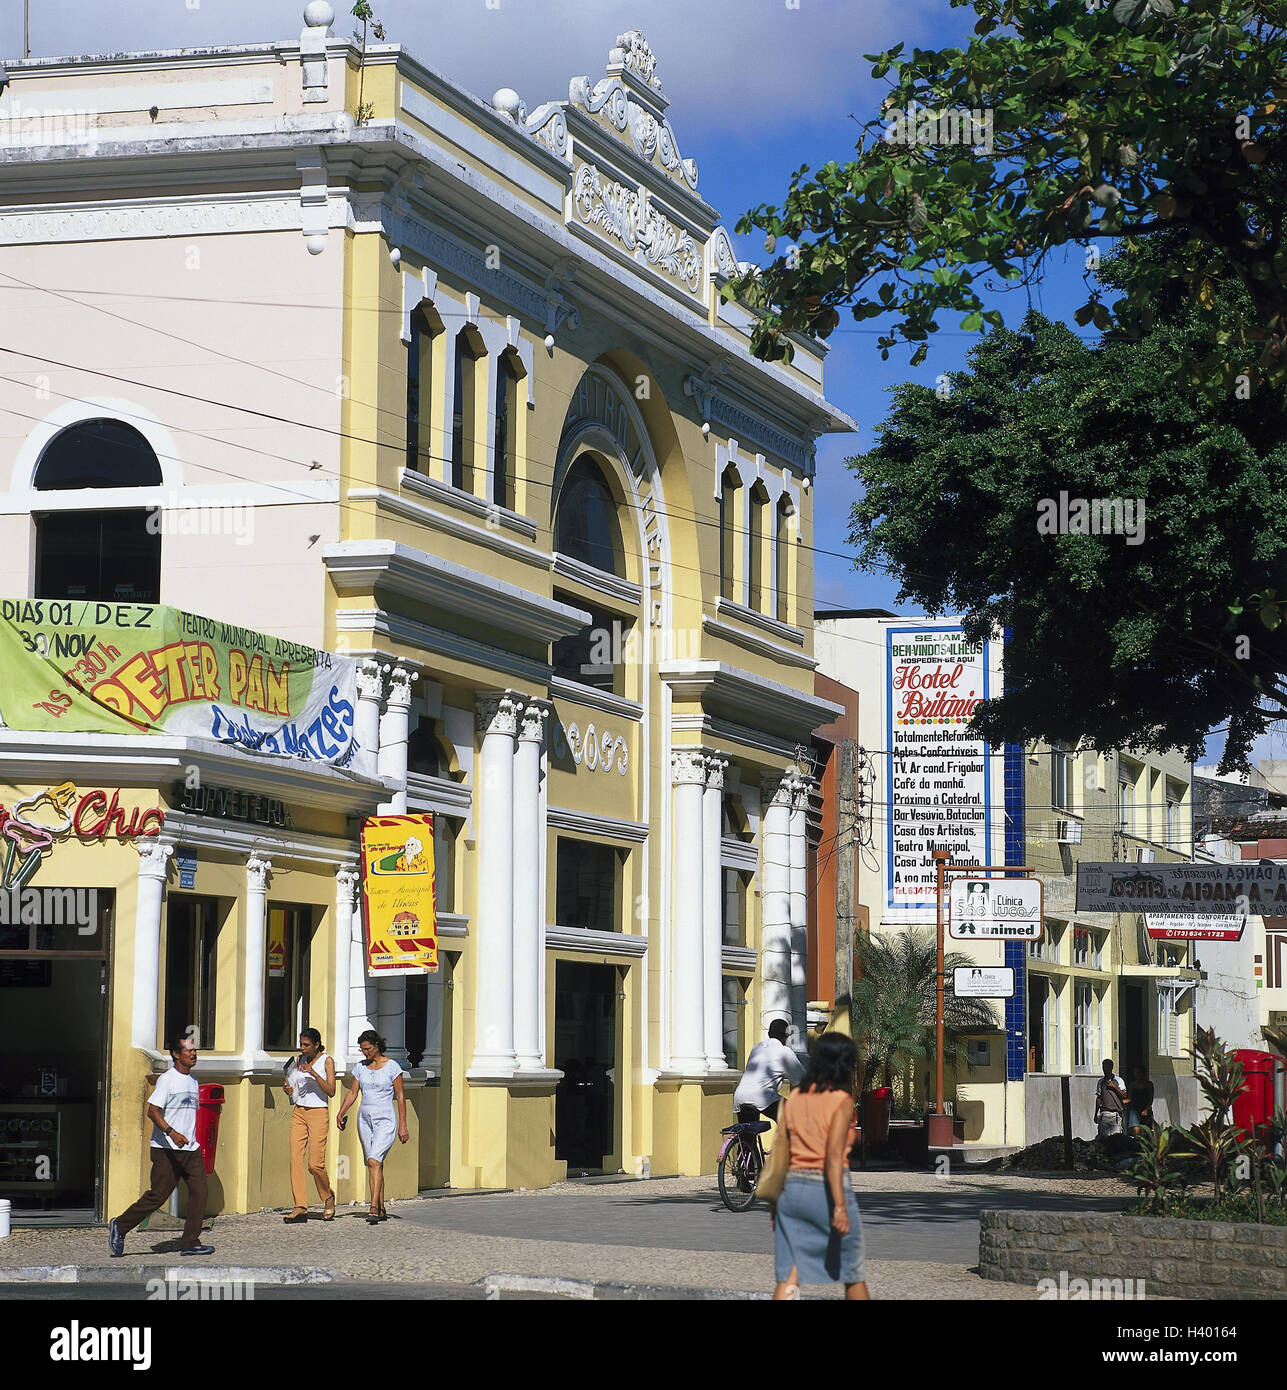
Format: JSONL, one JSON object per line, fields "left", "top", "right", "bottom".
{"left": 553, "top": 961, "right": 622, "bottom": 1175}
{"left": 1119, "top": 982, "right": 1147, "bottom": 1078}
{"left": 0, "top": 891, "right": 112, "bottom": 1222}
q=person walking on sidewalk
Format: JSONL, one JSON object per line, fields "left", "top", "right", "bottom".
{"left": 1095, "top": 1058, "right": 1128, "bottom": 1139}
{"left": 335, "top": 1030, "right": 407, "bottom": 1223}
{"left": 108, "top": 1036, "right": 213, "bottom": 1257}
{"left": 282, "top": 1027, "right": 336, "bottom": 1223}
{"left": 768, "top": 1032, "right": 868, "bottom": 1301}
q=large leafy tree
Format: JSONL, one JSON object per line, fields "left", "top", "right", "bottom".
{"left": 850, "top": 243, "right": 1287, "bottom": 767}
{"left": 734, "top": 0, "right": 1287, "bottom": 394}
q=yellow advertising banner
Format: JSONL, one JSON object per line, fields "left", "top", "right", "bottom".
{"left": 359, "top": 814, "right": 437, "bottom": 975}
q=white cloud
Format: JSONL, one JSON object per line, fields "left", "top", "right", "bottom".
{"left": 20, "top": 0, "right": 919, "bottom": 141}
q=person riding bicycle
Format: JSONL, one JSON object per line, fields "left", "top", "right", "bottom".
{"left": 734, "top": 1019, "right": 805, "bottom": 1125}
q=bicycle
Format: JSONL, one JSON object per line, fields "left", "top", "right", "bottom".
{"left": 716, "top": 1117, "right": 771, "bottom": 1211}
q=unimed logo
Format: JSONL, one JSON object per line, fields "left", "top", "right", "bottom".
{"left": 49, "top": 1322, "right": 152, "bottom": 1371}
{"left": 1037, "top": 1270, "right": 1147, "bottom": 1300}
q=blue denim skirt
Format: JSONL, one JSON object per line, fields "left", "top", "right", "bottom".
{"left": 774, "top": 1171, "right": 865, "bottom": 1285}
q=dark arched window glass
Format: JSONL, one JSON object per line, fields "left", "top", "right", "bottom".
{"left": 34, "top": 419, "right": 163, "bottom": 490}
{"left": 33, "top": 419, "right": 162, "bottom": 603}
{"left": 493, "top": 352, "right": 520, "bottom": 513}
{"left": 554, "top": 455, "right": 622, "bottom": 577}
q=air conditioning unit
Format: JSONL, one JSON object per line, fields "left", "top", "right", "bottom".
{"left": 1055, "top": 817, "right": 1083, "bottom": 845}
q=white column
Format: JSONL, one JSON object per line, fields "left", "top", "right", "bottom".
{"left": 244, "top": 855, "right": 272, "bottom": 1057}
{"left": 670, "top": 748, "right": 707, "bottom": 1073}
{"left": 789, "top": 773, "right": 810, "bottom": 1054}
{"left": 131, "top": 841, "right": 173, "bottom": 1051}
{"left": 703, "top": 755, "right": 729, "bottom": 1071}
{"left": 513, "top": 700, "right": 548, "bottom": 1070}
{"left": 348, "top": 884, "right": 375, "bottom": 1068}
{"left": 355, "top": 660, "right": 383, "bottom": 777}
{"left": 377, "top": 975, "right": 410, "bottom": 1066}
{"left": 378, "top": 664, "right": 418, "bottom": 815}
{"left": 332, "top": 866, "right": 359, "bottom": 1067}
{"left": 469, "top": 692, "right": 522, "bottom": 1076}
{"left": 760, "top": 773, "right": 793, "bottom": 1035}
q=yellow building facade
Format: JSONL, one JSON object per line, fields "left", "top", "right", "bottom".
{"left": 0, "top": 12, "right": 852, "bottom": 1220}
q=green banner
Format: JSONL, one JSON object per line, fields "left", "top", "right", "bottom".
{"left": 0, "top": 600, "right": 370, "bottom": 771}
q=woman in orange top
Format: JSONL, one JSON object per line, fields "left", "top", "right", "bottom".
{"left": 768, "top": 1031, "right": 869, "bottom": 1300}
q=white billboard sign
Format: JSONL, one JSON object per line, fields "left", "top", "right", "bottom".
{"left": 948, "top": 876, "right": 1043, "bottom": 940}
{"left": 952, "top": 966, "right": 1016, "bottom": 999}
{"left": 885, "top": 624, "right": 998, "bottom": 916}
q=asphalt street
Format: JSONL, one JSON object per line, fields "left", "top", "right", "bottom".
{"left": 393, "top": 1178, "right": 1135, "bottom": 1264}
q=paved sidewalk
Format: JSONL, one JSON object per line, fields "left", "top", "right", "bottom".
{"left": 0, "top": 1170, "right": 1135, "bottom": 1300}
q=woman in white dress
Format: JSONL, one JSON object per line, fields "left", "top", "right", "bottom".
{"left": 336, "top": 1030, "right": 408, "bottom": 1222}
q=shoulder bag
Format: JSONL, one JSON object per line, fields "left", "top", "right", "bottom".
{"left": 757, "top": 1095, "right": 792, "bottom": 1205}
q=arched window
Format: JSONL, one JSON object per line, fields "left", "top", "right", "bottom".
{"left": 33, "top": 419, "right": 162, "bottom": 603}
{"left": 775, "top": 496, "right": 794, "bottom": 624}
{"left": 493, "top": 351, "right": 521, "bottom": 513}
{"left": 406, "top": 306, "right": 440, "bottom": 475}
{"left": 34, "top": 418, "right": 162, "bottom": 489}
{"left": 554, "top": 455, "right": 623, "bottom": 577}
{"left": 450, "top": 327, "right": 483, "bottom": 494}
{"left": 748, "top": 482, "right": 770, "bottom": 613}
{"left": 407, "top": 716, "right": 445, "bottom": 778}
{"left": 719, "top": 464, "right": 741, "bottom": 603}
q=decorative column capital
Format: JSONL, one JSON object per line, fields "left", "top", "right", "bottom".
{"left": 476, "top": 691, "right": 525, "bottom": 737}
{"left": 518, "top": 700, "right": 550, "bottom": 745}
{"left": 671, "top": 747, "right": 708, "bottom": 786}
{"left": 761, "top": 771, "right": 795, "bottom": 808}
{"left": 704, "top": 753, "right": 729, "bottom": 791}
{"left": 335, "top": 865, "right": 360, "bottom": 903}
{"left": 355, "top": 659, "right": 384, "bottom": 702}
{"left": 246, "top": 855, "right": 273, "bottom": 890}
{"left": 137, "top": 840, "right": 174, "bottom": 880}
{"left": 790, "top": 774, "right": 813, "bottom": 813}
{"left": 385, "top": 664, "right": 419, "bottom": 709}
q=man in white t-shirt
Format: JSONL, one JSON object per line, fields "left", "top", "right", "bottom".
{"left": 109, "top": 1037, "right": 213, "bottom": 1257}
{"left": 1095, "top": 1058, "right": 1128, "bottom": 1139}
{"left": 733, "top": 1019, "right": 806, "bottom": 1123}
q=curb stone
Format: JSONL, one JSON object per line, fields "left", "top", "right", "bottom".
{"left": 0, "top": 1265, "right": 335, "bottom": 1286}
{"left": 479, "top": 1273, "right": 767, "bottom": 1300}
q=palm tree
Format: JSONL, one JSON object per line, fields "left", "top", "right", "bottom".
{"left": 850, "top": 929, "right": 999, "bottom": 1105}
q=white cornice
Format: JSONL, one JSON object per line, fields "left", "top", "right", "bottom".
{"left": 333, "top": 606, "right": 551, "bottom": 686}
{"left": 660, "top": 660, "right": 843, "bottom": 736}
{"left": 546, "top": 925, "right": 648, "bottom": 958}
{"left": 397, "top": 469, "right": 537, "bottom": 540}
{"left": 551, "top": 552, "right": 642, "bottom": 607}
{"left": 714, "top": 598, "right": 805, "bottom": 647}
{"left": 548, "top": 677, "right": 643, "bottom": 724}
{"left": 548, "top": 806, "right": 649, "bottom": 844}
{"left": 158, "top": 813, "right": 360, "bottom": 869}
{"left": 701, "top": 614, "right": 816, "bottom": 672}
{"left": 721, "top": 945, "right": 757, "bottom": 973}
{"left": 405, "top": 771, "right": 472, "bottom": 818}
{"left": 347, "top": 485, "right": 543, "bottom": 570}
{"left": 322, "top": 539, "right": 589, "bottom": 642}
{"left": 0, "top": 733, "right": 391, "bottom": 812}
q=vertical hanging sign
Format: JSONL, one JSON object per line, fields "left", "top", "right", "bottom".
{"left": 359, "top": 814, "right": 438, "bottom": 975}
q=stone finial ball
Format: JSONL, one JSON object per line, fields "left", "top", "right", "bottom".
{"left": 491, "top": 88, "right": 523, "bottom": 120}
{"left": 304, "top": 2, "right": 335, "bottom": 29}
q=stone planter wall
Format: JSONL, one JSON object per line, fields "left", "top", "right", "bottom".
{"left": 979, "top": 1210, "right": 1287, "bottom": 1299}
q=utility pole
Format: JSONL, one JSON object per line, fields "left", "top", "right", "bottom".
{"left": 834, "top": 738, "right": 857, "bottom": 1020}
{"left": 25, "top": 0, "right": 30, "bottom": 59}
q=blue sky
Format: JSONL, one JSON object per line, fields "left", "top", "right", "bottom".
{"left": 6, "top": 0, "right": 1280, "bottom": 763}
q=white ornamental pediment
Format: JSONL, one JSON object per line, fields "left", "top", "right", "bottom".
{"left": 569, "top": 31, "right": 699, "bottom": 194}
{"left": 573, "top": 161, "right": 703, "bottom": 295}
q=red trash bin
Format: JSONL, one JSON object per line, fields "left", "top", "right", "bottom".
{"left": 1232, "top": 1051, "right": 1284, "bottom": 1145}
{"left": 194, "top": 1083, "right": 225, "bottom": 1175}
{"left": 863, "top": 1086, "right": 892, "bottom": 1147}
